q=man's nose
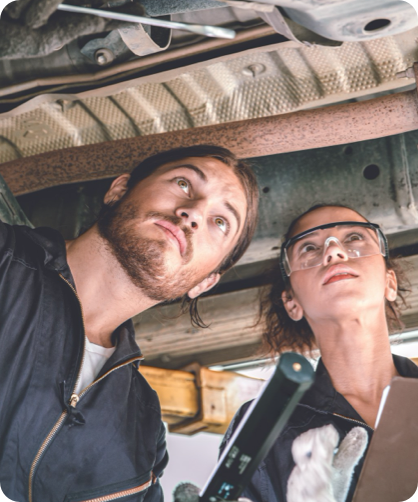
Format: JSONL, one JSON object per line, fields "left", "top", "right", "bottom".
{"left": 175, "top": 204, "right": 203, "bottom": 230}
{"left": 322, "top": 237, "right": 349, "bottom": 264}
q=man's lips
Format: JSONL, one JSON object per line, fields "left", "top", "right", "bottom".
{"left": 154, "top": 220, "right": 187, "bottom": 256}
{"left": 322, "top": 265, "right": 359, "bottom": 285}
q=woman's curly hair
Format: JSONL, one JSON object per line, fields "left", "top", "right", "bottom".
{"left": 259, "top": 204, "right": 411, "bottom": 356}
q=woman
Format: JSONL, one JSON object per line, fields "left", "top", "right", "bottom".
{"left": 220, "top": 204, "right": 418, "bottom": 502}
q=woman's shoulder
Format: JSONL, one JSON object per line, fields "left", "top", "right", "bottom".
{"left": 219, "top": 398, "right": 322, "bottom": 456}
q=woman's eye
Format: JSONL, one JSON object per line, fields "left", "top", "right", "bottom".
{"left": 346, "top": 233, "right": 362, "bottom": 242}
{"left": 177, "top": 179, "right": 189, "bottom": 193}
{"left": 301, "top": 243, "right": 317, "bottom": 254}
{"left": 215, "top": 217, "right": 227, "bottom": 233}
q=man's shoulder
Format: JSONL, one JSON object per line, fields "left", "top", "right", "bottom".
{"left": 133, "top": 366, "right": 163, "bottom": 415}
{"left": 0, "top": 220, "right": 66, "bottom": 271}
{"left": 0, "top": 220, "right": 39, "bottom": 266}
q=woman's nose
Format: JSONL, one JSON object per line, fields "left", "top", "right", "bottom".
{"left": 322, "top": 237, "right": 349, "bottom": 264}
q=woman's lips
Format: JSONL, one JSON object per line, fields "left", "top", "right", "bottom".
{"left": 324, "top": 273, "right": 357, "bottom": 285}
{"left": 322, "top": 265, "right": 359, "bottom": 285}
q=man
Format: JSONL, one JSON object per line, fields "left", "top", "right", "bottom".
{"left": 0, "top": 145, "right": 259, "bottom": 502}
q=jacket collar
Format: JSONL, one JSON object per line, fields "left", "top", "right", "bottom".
{"left": 23, "top": 225, "right": 75, "bottom": 284}
{"left": 300, "top": 354, "right": 418, "bottom": 421}
{"left": 23, "top": 226, "right": 143, "bottom": 366}
{"left": 99, "top": 321, "right": 143, "bottom": 377}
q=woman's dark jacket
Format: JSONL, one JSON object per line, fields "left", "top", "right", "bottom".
{"left": 220, "top": 355, "right": 418, "bottom": 502}
{"left": 0, "top": 221, "right": 168, "bottom": 502}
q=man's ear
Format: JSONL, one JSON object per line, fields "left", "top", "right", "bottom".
{"left": 281, "top": 289, "right": 304, "bottom": 321}
{"left": 103, "top": 173, "right": 131, "bottom": 205}
{"left": 385, "top": 268, "right": 398, "bottom": 302}
{"left": 187, "top": 273, "right": 221, "bottom": 299}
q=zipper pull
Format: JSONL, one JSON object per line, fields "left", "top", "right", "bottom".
{"left": 69, "top": 393, "right": 79, "bottom": 408}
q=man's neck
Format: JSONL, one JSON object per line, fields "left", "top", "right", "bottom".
{"left": 65, "top": 225, "right": 157, "bottom": 348}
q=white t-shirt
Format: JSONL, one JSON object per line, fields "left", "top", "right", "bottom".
{"left": 74, "top": 337, "right": 116, "bottom": 395}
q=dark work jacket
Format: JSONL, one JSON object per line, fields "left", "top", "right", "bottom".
{"left": 220, "top": 354, "right": 418, "bottom": 502}
{"left": 0, "top": 221, "right": 168, "bottom": 502}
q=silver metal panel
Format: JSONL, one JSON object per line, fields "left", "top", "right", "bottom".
{"left": 263, "top": 0, "right": 418, "bottom": 41}
{"left": 0, "top": 28, "right": 417, "bottom": 165}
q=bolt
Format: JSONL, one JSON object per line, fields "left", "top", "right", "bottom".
{"left": 396, "top": 67, "right": 415, "bottom": 79}
{"left": 94, "top": 48, "right": 115, "bottom": 66}
{"left": 242, "top": 63, "right": 266, "bottom": 78}
{"left": 55, "top": 99, "right": 74, "bottom": 112}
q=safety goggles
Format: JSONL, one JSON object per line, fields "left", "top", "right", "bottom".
{"left": 280, "top": 221, "right": 388, "bottom": 279}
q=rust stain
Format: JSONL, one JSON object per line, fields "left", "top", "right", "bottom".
{"left": 1, "top": 91, "right": 418, "bottom": 195}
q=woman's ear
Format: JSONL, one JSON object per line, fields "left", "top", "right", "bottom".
{"left": 281, "top": 290, "right": 304, "bottom": 321}
{"left": 385, "top": 268, "right": 398, "bottom": 302}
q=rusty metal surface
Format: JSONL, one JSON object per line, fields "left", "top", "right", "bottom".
{"left": 0, "top": 26, "right": 416, "bottom": 160}
{"left": 2, "top": 90, "right": 418, "bottom": 196}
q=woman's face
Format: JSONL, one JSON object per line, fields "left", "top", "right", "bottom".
{"left": 282, "top": 206, "right": 397, "bottom": 325}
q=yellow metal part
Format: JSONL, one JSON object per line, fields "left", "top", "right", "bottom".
{"left": 139, "top": 366, "right": 199, "bottom": 424}
{"left": 141, "top": 358, "right": 418, "bottom": 435}
{"left": 139, "top": 364, "right": 264, "bottom": 435}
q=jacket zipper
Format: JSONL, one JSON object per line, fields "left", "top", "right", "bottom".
{"left": 75, "top": 475, "right": 155, "bottom": 502}
{"left": 70, "top": 355, "right": 144, "bottom": 406}
{"left": 28, "top": 411, "right": 68, "bottom": 502}
{"left": 332, "top": 412, "right": 374, "bottom": 431}
{"left": 28, "top": 274, "right": 143, "bottom": 502}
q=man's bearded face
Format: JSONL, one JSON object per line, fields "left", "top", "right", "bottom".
{"left": 97, "top": 199, "right": 199, "bottom": 302}
{"left": 97, "top": 157, "right": 247, "bottom": 303}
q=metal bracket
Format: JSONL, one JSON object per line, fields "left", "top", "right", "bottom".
{"left": 80, "top": 30, "right": 130, "bottom": 65}
{"left": 259, "top": 7, "right": 342, "bottom": 47}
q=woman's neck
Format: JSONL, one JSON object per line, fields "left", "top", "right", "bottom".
{"left": 312, "top": 312, "right": 398, "bottom": 426}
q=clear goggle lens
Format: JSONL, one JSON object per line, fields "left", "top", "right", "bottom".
{"left": 282, "top": 223, "right": 387, "bottom": 277}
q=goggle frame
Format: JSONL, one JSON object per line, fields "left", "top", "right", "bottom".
{"left": 279, "top": 221, "right": 389, "bottom": 281}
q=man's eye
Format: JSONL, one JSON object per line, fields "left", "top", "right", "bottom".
{"left": 177, "top": 179, "right": 189, "bottom": 193}
{"left": 215, "top": 217, "right": 227, "bottom": 233}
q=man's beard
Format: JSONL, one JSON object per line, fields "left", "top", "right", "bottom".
{"left": 97, "top": 198, "right": 200, "bottom": 302}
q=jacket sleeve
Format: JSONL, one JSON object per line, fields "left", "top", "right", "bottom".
{"left": 143, "top": 421, "right": 169, "bottom": 502}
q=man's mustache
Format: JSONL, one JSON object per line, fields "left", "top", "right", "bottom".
{"left": 146, "top": 211, "right": 193, "bottom": 257}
